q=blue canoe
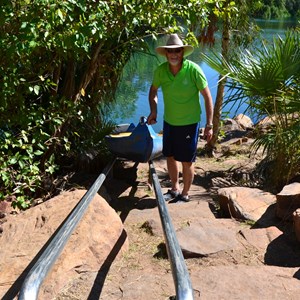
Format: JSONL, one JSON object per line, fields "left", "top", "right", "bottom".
{"left": 105, "top": 117, "right": 163, "bottom": 163}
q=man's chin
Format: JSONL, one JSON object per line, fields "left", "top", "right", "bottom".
{"left": 169, "top": 60, "right": 180, "bottom": 66}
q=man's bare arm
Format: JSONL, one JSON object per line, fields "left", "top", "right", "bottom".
{"left": 147, "top": 85, "right": 158, "bottom": 124}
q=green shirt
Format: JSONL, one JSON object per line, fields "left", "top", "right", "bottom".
{"left": 152, "top": 59, "right": 208, "bottom": 126}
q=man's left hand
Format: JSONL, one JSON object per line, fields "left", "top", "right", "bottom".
{"left": 204, "top": 127, "right": 213, "bottom": 142}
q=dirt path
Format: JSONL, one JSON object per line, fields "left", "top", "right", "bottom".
{"left": 56, "top": 140, "right": 300, "bottom": 300}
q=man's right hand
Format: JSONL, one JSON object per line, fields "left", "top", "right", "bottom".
{"left": 147, "top": 113, "right": 157, "bottom": 125}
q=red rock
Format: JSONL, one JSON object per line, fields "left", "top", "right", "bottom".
{"left": 276, "top": 182, "right": 300, "bottom": 220}
{"left": 0, "top": 190, "right": 128, "bottom": 300}
{"left": 217, "top": 187, "right": 276, "bottom": 224}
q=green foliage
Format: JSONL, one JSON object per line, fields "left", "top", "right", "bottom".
{"left": 286, "top": 0, "right": 300, "bottom": 18}
{"left": 251, "top": 0, "right": 299, "bottom": 19}
{"left": 0, "top": 129, "right": 57, "bottom": 209}
{"left": 0, "top": 0, "right": 215, "bottom": 208}
{"left": 202, "top": 29, "right": 300, "bottom": 191}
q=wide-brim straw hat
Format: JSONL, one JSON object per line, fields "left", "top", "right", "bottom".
{"left": 156, "top": 34, "right": 194, "bottom": 57}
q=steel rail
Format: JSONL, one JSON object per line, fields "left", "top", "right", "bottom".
{"left": 149, "top": 160, "right": 194, "bottom": 300}
{"left": 18, "top": 158, "right": 116, "bottom": 300}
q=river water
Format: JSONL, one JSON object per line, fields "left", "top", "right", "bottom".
{"left": 108, "top": 19, "right": 297, "bottom": 133}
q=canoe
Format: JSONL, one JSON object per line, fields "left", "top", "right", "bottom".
{"left": 105, "top": 117, "right": 162, "bottom": 163}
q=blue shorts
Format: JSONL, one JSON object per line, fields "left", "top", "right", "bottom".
{"left": 163, "top": 121, "right": 200, "bottom": 162}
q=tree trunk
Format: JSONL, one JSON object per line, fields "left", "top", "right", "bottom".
{"left": 206, "top": 12, "right": 230, "bottom": 156}
{"left": 41, "top": 44, "right": 104, "bottom": 170}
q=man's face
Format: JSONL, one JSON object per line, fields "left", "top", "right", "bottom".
{"left": 166, "top": 47, "right": 184, "bottom": 66}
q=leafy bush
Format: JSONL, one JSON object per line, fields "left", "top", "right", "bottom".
{"left": 0, "top": 0, "right": 215, "bottom": 208}
{"left": 202, "top": 28, "right": 300, "bottom": 191}
{"left": 0, "top": 127, "right": 58, "bottom": 209}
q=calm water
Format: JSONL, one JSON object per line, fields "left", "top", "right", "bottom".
{"left": 109, "top": 19, "right": 297, "bottom": 133}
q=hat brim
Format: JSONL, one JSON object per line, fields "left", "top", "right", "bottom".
{"left": 156, "top": 45, "right": 194, "bottom": 57}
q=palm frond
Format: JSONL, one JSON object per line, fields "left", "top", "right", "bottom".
{"left": 204, "top": 28, "right": 300, "bottom": 191}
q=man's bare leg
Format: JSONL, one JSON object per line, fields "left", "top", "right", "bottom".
{"left": 181, "top": 161, "right": 194, "bottom": 196}
{"left": 166, "top": 156, "right": 180, "bottom": 192}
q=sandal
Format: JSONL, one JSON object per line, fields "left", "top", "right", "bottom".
{"left": 163, "top": 189, "right": 179, "bottom": 201}
{"left": 169, "top": 194, "right": 190, "bottom": 203}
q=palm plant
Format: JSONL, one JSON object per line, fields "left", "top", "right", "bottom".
{"left": 202, "top": 29, "right": 300, "bottom": 192}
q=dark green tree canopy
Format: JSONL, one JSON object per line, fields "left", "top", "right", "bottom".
{"left": 0, "top": 0, "right": 216, "bottom": 208}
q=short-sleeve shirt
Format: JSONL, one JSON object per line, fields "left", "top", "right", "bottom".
{"left": 152, "top": 59, "right": 208, "bottom": 126}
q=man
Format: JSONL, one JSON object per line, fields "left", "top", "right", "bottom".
{"left": 147, "top": 33, "right": 213, "bottom": 203}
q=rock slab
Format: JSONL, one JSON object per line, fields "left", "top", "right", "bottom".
{"left": 217, "top": 187, "right": 276, "bottom": 224}
{"left": 0, "top": 189, "right": 128, "bottom": 300}
{"left": 177, "top": 219, "right": 240, "bottom": 257}
{"left": 276, "top": 182, "right": 300, "bottom": 220}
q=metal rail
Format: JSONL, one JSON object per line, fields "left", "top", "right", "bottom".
{"left": 149, "top": 160, "right": 194, "bottom": 300}
{"left": 18, "top": 158, "right": 116, "bottom": 300}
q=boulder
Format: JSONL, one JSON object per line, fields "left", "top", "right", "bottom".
{"left": 220, "top": 118, "right": 248, "bottom": 142}
{"left": 293, "top": 208, "right": 300, "bottom": 242}
{"left": 0, "top": 189, "right": 128, "bottom": 300}
{"left": 217, "top": 187, "right": 276, "bottom": 225}
{"left": 276, "top": 182, "right": 300, "bottom": 220}
{"left": 234, "top": 113, "right": 254, "bottom": 130}
{"left": 222, "top": 118, "right": 242, "bottom": 131}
